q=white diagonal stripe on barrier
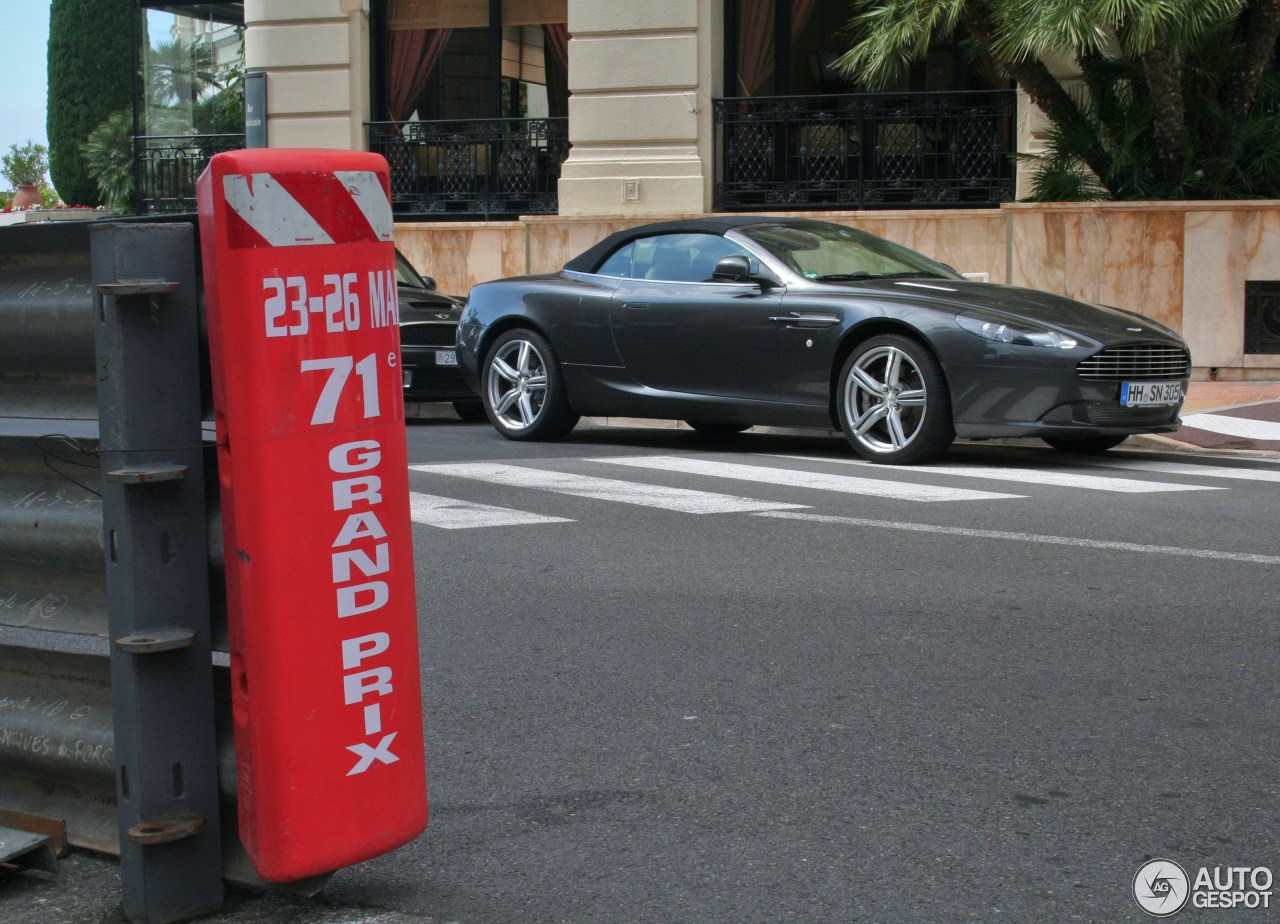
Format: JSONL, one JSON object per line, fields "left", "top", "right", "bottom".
{"left": 591, "top": 455, "right": 1022, "bottom": 502}
{"left": 771, "top": 455, "right": 1223, "bottom": 494}
{"left": 408, "top": 491, "right": 571, "bottom": 530}
{"left": 334, "top": 170, "right": 395, "bottom": 242}
{"left": 410, "top": 463, "right": 806, "bottom": 514}
{"left": 223, "top": 173, "right": 334, "bottom": 246}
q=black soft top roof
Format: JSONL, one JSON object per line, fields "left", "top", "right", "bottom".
{"left": 562, "top": 216, "right": 833, "bottom": 273}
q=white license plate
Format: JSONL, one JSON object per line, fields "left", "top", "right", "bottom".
{"left": 1120, "top": 380, "right": 1183, "bottom": 407}
{"left": 402, "top": 370, "right": 412, "bottom": 388}
{"left": 435, "top": 350, "right": 458, "bottom": 366}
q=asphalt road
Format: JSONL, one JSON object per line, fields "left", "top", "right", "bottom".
{"left": 3, "top": 420, "right": 1277, "bottom": 923}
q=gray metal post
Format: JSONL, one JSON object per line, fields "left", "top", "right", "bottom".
{"left": 90, "top": 222, "right": 223, "bottom": 923}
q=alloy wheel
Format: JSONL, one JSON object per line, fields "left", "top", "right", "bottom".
{"left": 486, "top": 338, "right": 548, "bottom": 431}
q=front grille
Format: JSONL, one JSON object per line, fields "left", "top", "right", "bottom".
{"left": 1086, "top": 403, "right": 1181, "bottom": 425}
{"left": 399, "top": 323, "right": 456, "bottom": 348}
{"left": 1077, "top": 343, "right": 1190, "bottom": 380}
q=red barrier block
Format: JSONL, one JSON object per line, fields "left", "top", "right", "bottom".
{"left": 197, "top": 149, "right": 426, "bottom": 882}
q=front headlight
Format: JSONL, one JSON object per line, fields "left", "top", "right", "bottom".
{"left": 956, "top": 312, "right": 1079, "bottom": 350}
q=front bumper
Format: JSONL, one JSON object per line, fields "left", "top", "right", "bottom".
{"left": 401, "top": 344, "right": 477, "bottom": 402}
{"left": 947, "top": 362, "right": 1186, "bottom": 439}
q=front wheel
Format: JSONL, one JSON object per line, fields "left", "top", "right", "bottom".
{"left": 1042, "top": 434, "right": 1128, "bottom": 454}
{"left": 482, "top": 328, "right": 579, "bottom": 441}
{"left": 837, "top": 334, "right": 954, "bottom": 464}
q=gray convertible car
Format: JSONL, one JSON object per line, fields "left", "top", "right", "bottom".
{"left": 456, "top": 217, "right": 1190, "bottom": 464}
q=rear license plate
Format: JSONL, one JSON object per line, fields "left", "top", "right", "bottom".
{"left": 436, "top": 350, "right": 458, "bottom": 366}
{"left": 1120, "top": 380, "right": 1183, "bottom": 407}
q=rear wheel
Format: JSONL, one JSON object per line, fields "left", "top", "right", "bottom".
{"left": 837, "top": 334, "right": 954, "bottom": 464}
{"left": 482, "top": 328, "right": 579, "bottom": 441}
{"left": 1042, "top": 434, "right": 1128, "bottom": 454}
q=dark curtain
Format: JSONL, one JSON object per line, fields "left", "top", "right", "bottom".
{"left": 388, "top": 28, "right": 453, "bottom": 123}
{"left": 543, "top": 23, "right": 569, "bottom": 118}
{"left": 737, "top": 0, "right": 774, "bottom": 96}
{"left": 736, "top": 0, "right": 818, "bottom": 96}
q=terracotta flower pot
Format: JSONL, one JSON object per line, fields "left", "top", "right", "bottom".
{"left": 11, "top": 184, "right": 42, "bottom": 209}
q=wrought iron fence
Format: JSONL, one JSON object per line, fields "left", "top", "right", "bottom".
{"left": 368, "top": 118, "right": 569, "bottom": 219}
{"left": 135, "top": 133, "right": 244, "bottom": 213}
{"left": 714, "top": 90, "right": 1016, "bottom": 211}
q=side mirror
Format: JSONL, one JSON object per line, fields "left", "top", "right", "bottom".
{"left": 419, "top": 275, "right": 438, "bottom": 291}
{"left": 711, "top": 255, "right": 752, "bottom": 283}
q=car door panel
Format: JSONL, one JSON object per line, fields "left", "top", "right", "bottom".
{"left": 608, "top": 280, "right": 782, "bottom": 401}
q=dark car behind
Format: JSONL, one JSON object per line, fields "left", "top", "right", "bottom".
{"left": 396, "top": 250, "right": 485, "bottom": 421}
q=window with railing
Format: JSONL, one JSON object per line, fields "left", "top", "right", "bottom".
{"left": 134, "top": 2, "right": 245, "bottom": 213}
{"left": 135, "top": 133, "right": 243, "bottom": 212}
{"left": 714, "top": 90, "right": 1016, "bottom": 211}
{"left": 368, "top": 117, "right": 568, "bottom": 218}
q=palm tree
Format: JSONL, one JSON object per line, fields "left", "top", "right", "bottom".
{"left": 836, "top": 0, "right": 1280, "bottom": 198}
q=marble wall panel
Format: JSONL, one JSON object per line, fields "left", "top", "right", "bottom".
{"left": 1183, "top": 210, "right": 1241, "bottom": 367}
{"left": 394, "top": 223, "right": 526, "bottom": 297}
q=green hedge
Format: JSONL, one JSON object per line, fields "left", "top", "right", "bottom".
{"left": 47, "top": 0, "right": 135, "bottom": 206}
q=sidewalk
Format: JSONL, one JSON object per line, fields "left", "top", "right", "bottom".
{"left": 1147, "top": 380, "right": 1280, "bottom": 455}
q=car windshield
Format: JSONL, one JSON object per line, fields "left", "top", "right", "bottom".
{"left": 396, "top": 250, "right": 428, "bottom": 288}
{"left": 738, "top": 223, "right": 959, "bottom": 282}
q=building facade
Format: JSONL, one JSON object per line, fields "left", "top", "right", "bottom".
{"left": 132, "top": 0, "right": 1280, "bottom": 377}
{"left": 142, "top": 0, "right": 1023, "bottom": 217}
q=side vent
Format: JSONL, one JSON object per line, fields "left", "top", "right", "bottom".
{"left": 1244, "top": 281, "right": 1280, "bottom": 354}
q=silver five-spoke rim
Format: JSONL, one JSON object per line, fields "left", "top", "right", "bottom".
{"left": 844, "top": 346, "right": 928, "bottom": 453}
{"left": 487, "top": 339, "right": 548, "bottom": 430}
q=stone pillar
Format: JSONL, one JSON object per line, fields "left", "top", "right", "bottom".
{"left": 559, "top": 0, "right": 722, "bottom": 216}
{"left": 244, "top": 0, "right": 372, "bottom": 150}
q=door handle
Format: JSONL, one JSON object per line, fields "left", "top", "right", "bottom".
{"left": 623, "top": 302, "right": 652, "bottom": 309}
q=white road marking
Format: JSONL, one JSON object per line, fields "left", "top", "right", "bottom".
{"left": 1180, "top": 413, "right": 1280, "bottom": 441}
{"left": 1085, "top": 459, "right": 1280, "bottom": 483}
{"left": 756, "top": 511, "right": 1280, "bottom": 565}
{"left": 408, "top": 492, "right": 571, "bottom": 530}
{"left": 589, "top": 455, "right": 1023, "bottom": 502}
{"left": 410, "top": 463, "right": 806, "bottom": 514}
{"left": 771, "top": 454, "right": 1223, "bottom": 494}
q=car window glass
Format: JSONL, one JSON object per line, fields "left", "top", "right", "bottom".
{"left": 395, "top": 251, "right": 426, "bottom": 287}
{"left": 596, "top": 242, "right": 635, "bottom": 278}
{"left": 634, "top": 234, "right": 755, "bottom": 282}
{"left": 740, "top": 223, "right": 958, "bottom": 281}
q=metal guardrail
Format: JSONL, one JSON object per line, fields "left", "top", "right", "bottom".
{"left": 0, "top": 218, "right": 320, "bottom": 921}
{"left": 713, "top": 89, "right": 1016, "bottom": 210}
{"left": 368, "top": 117, "right": 568, "bottom": 219}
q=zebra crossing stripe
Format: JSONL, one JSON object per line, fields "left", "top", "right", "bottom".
{"left": 409, "top": 463, "right": 806, "bottom": 514}
{"left": 773, "top": 455, "right": 1223, "bottom": 493}
{"left": 588, "top": 456, "right": 1023, "bottom": 502}
{"left": 408, "top": 492, "right": 571, "bottom": 530}
{"left": 757, "top": 511, "right": 1280, "bottom": 565}
{"left": 1083, "top": 459, "right": 1280, "bottom": 483}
